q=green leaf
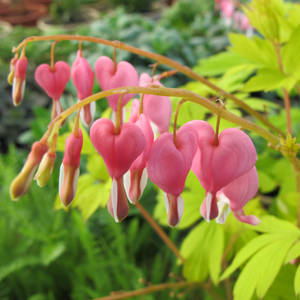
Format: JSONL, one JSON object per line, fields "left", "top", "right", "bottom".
{"left": 193, "top": 52, "right": 252, "bottom": 76}
{"left": 243, "top": 68, "right": 287, "bottom": 92}
{"left": 264, "top": 264, "right": 297, "bottom": 300}
{"left": 41, "top": 242, "right": 66, "bottom": 266}
{"left": 251, "top": 215, "right": 300, "bottom": 234}
{"left": 228, "top": 34, "right": 277, "bottom": 67}
{"left": 181, "top": 221, "right": 224, "bottom": 283}
{"left": 285, "top": 240, "right": 300, "bottom": 264}
{"left": 220, "top": 234, "right": 283, "bottom": 281}
{"left": 0, "top": 256, "right": 41, "bottom": 282}
{"left": 281, "top": 27, "right": 300, "bottom": 77}
{"left": 233, "top": 237, "right": 297, "bottom": 300}
{"left": 76, "top": 180, "right": 111, "bottom": 221}
{"left": 257, "top": 170, "right": 277, "bottom": 193}
{"left": 243, "top": 97, "right": 280, "bottom": 112}
{"left": 295, "top": 264, "right": 300, "bottom": 296}
{"left": 86, "top": 154, "right": 110, "bottom": 181}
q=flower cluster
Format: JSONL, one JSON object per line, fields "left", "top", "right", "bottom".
{"left": 9, "top": 46, "right": 260, "bottom": 228}
{"left": 215, "top": 0, "right": 253, "bottom": 36}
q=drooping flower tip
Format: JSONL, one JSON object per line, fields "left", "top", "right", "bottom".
{"left": 108, "top": 178, "right": 129, "bottom": 222}
{"left": 10, "top": 141, "right": 48, "bottom": 201}
{"left": 59, "top": 129, "right": 83, "bottom": 207}
{"left": 164, "top": 193, "right": 184, "bottom": 228}
{"left": 12, "top": 57, "right": 28, "bottom": 106}
{"left": 34, "top": 152, "right": 56, "bottom": 188}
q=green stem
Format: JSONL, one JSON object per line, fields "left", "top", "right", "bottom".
{"left": 15, "top": 35, "right": 284, "bottom": 136}
{"left": 52, "top": 86, "right": 279, "bottom": 146}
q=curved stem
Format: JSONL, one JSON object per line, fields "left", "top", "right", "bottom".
{"left": 15, "top": 35, "right": 283, "bottom": 136}
{"left": 92, "top": 282, "right": 198, "bottom": 300}
{"left": 139, "top": 94, "right": 144, "bottom": 116}
{"left": 212, "top": 100, "right": 225, "bottom": 146}
{"left": 173, "top": 99, "right": 186, "bottom": 147}
{"left": 135, "top": 202, "right": 185, "bottom": 263}
{"left": 114, "top": 93, "right": 125, "bottom": 134}
{"left": 51, "top": 86, "right": 279, "bottom": 146}
{"left": 50, "top": 41, "right": 57, "bottom": 71}
{"left": 113, "top": 47, "right": 117, "bottom": 73}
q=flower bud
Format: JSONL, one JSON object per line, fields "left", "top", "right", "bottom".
{"left": 10, "top": 141, "right": 48, "bottom": 200}
{"left": 8, "top": 55, "right": 18, "bottom": 85}
{"left": 12, "top": 57, "right": 28, "bottom": 106}
{"left": 34, "top": 152, "right": 56, "bottom": 187}
{"left": 59, "top": 129, "right": 83, "bottom": 207}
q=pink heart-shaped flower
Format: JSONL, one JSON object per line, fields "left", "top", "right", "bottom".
{"left": 147, "top": 122, "right": 199, "bottom": 197}
{"left": 191, "top": 120, "right": 257, "bottom": 221}
{"left": 90, "top": 118, "right": 145, "bottom": 180}
{"left": 139, "top": 73, "right": 172, "bottom": 134}
{"left": 71, "top": 50, "right": 94, "bottom": 100}
{"left": 95, "top": 56, "right": 139, "bottom": 111}
{"left": 35, "top": 61, "right": 71, "bottom": 100}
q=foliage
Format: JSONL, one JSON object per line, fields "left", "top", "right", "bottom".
{"left": 3, "top": 0, "right": 300, "bottom": 299}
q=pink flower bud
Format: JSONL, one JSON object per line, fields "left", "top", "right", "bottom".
{"left": 139, "top": 73, "right": 172, "bottom": 135}
{"left": 90, "top": 118, "right": 145, "bottom": 222}
{"left": 10, "top": 141, "right": 48, "bottom": 200}
{"left": 12, "top": 57, "right": 27, "bottom": 106}
{"left": 59, "top": 129, "right": 83, "bottom": 207}
{"left": 146, "top": 122, "right": 199, "bottom": 227}
{"left": 124, "top": 100, "right": 154, "bottom": 204}
{"left": 34, "top": 152, "right": 56, "bottom": 187}
{"left": 191, "top": 120, "right": 257, "bottom": 222}
{"left": 72, "top": 51, "right": 95, "bottom": 127}
{"left": 8, "top": 55, "right": 18, "bottom": 85}
{"left": 95, "top": 56, "right": 139, "bottom": 111}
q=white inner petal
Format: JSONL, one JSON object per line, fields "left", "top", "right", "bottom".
{"left": 111, "top": 178, "right": 119, "bottom": 222}
{"left": 206, "top": 192, "right": 213, "bottom": 223}
{"left": 123, "top": 170, "right": 131, "bottom": 203}
{"left": 163, "top": 192, "right": 169, "bottom": 213}
{"left": 175, "top": 194, "right": 184, "bottom": 228}
{"left": 12, "top": 77, "right": 16, "bottom": 99}
{"left": 149, "top": 121, "right": 159, "bottom": 139}
{"left": 21, "top": 80, "right": 26, "bottom": 100}
{"left": 58, "top": 163, "right": 64, "bottom": 198}
{"left": 216, "top": 193, "right": 231, "bottom": 224}
{"left": 71, "top": 167, "right": 80, "bottom": 206}
{"left": 139, "top": 168, "right": 148, "bottom": 196}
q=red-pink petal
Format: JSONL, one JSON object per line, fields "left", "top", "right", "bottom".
{"left": 147, "top": 122, "right": 198, "bottom": 196}
{"left": 35, "top": 61, "right": 70, "bottom": 100}
{"left": 139, "top": 73, "right": 172, "bottom": 134}
{"left": 95, "top": 56, "right": 139, "bottom": 111}
{"left": 71, "top": 51, "right": 94, "bottom": 100}
{"left": 90, "top": 118, "right": 145, "bottom": 180}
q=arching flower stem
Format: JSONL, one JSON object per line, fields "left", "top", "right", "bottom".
{"left": 114, "top": 93, "right": 125, "bottom": 135}
{"left": 49, "top": 86, "right": 279, "bottom": 146}
{"left": 50, "top": 41, "right": 57, "bottom": 71}
{"left": 139, "top": 94, "right": 144, "bottom": 116}
{"left": 14, "top": 35, "right": 283, "bottom": 136}
{"left": 173, "top": 99, "right": 186, "bottom": 148}
{"left": 212, "top": 100, "right": 226, "bottom": 146}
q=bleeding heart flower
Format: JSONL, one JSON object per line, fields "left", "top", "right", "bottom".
{"left": 139, "top": 73, "right": 172, "bottom": 135}
{"left": 124, "top": 99, "right": 154, "bottom": 204}
{"left": 95, "top": 56, "right": 139, "bottom": 111}
{"left": 90, "top": 118, "right": 145, "bottom": 222}
{"left": 146, "top": 122, "right": 199, "bottom": 227}
{"left": 59, "top": 129, "right": 83, "bottom": 207}
{"left": 12, "top": 57, "right": 27, "bottom": 106}
{"left": 10, "top": 141, "right": 48, "bottom": 201}
{"left": 35, "top": 61, "right": 70, "bottom": 120}
{"left": 216, "top": 166, "right": 261, "bottom": 225}
{"left": 220, "top": 0, "right": 235, "bottom": 27}
{"left": 191, "top": 120, "right": 257, "bottom": 222}
{"left": 72, "top": 51, "right": 95, "bottom": 127}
